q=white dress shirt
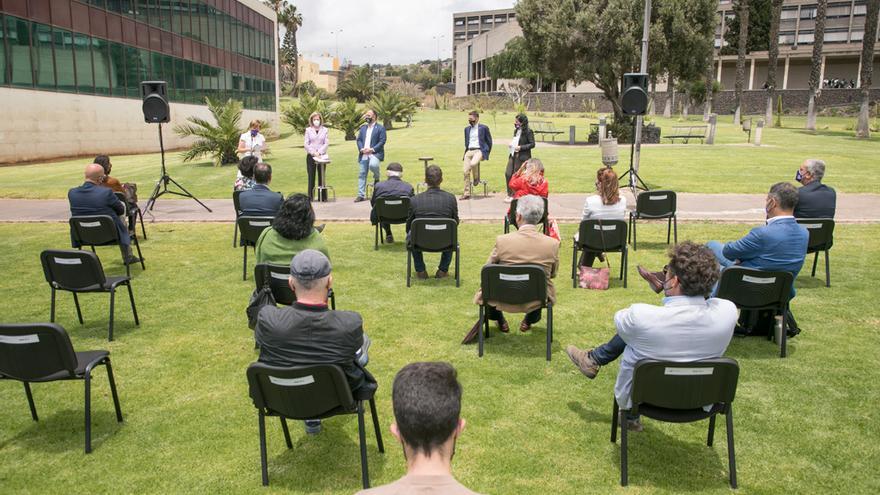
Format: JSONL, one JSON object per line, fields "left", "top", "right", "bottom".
{"left": 363, "top": 123, "right": 375, "bottom": 152}
{"left": 239, "top": 131, "right": 266, "bottom": 162}
{"left": 509, "top": 129, "right": 521, "bottom": 156}
{"left": 468, "top": 125, "right": 480, "bottom": 149}
{"left": 582, "top": 195, "right": 627, "bottom": 221}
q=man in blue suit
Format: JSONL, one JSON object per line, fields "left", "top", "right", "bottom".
{"left": 68, "top": 163, "right": 138, "bottom": 262}
{"left": 239, "top": 163, "right": 283, "bottom": 216}
{"left": 355, "top": 109, "right": 387, "bottom": 203}
{"left": 461, "top": 110, "right": 492, "bottom": 199}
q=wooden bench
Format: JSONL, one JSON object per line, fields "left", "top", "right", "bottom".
{"left": 531, "top": 121, "right": 565, "bottom": 141}
{"left": 663, "top": 125, "right": 708, "bottom": 144}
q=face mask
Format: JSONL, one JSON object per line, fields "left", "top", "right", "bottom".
{"left": 468, "top": 119, "right": 476, "bottom": 125}
{"left": 514, "top": 122, "right": 521, "bottom": 129}
{"left": 250, "top": 129, "right": 259, "bottom": 137}
{"left": 312, "top": 119, "right": 321, "bottom": 127}
{"left": 662, "top": 276, "right": 674, "bottom": 297}
{"left": 365, "top": 116, "right": 373, "bottom": 123}
{"left": 795, "top": 170, "right": 803, "bottom": 182}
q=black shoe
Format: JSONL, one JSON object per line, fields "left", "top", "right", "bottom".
{"left": 786, "top": 326, "right": 801, "bottom": 338}
{"left": 315, "top": 224, "right": 326, "bottom": 233}
{"left": 385, "top": 235, "right": 394, "bottom": 243}
{"left": 354, "top": 197, "right": 366, "bottom": 203}
{"left": 124, "top": 255, "right": 142, "bottom": 265}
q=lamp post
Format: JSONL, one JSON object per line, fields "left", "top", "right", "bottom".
{"left": 330, "top": 29, "right": 343, "bottom": 64}
{"left": 363, "top": 44, "right": 376, "bottom": 94}
{"left": 432, "top": 35, "right": 445, "bottom": 79}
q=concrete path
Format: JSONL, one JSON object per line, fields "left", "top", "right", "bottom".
{"left": 2, "top": 192, "right": 879, "bottom": 223}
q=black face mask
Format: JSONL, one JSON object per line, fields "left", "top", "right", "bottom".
{"left": 365, "top": 117, "right": 373, "bottom": 123}
{"left": 468, "top": 120, "right": 476, "bottom": 125}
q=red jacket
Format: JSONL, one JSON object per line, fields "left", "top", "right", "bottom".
{"left": 509, "top": 174, "right": 549, "bottom": 199}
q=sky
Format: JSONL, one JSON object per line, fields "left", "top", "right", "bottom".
{"left": 289, "top": 0, "right": 515, "bottom": 65}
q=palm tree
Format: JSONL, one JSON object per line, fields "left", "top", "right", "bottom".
{"left": 806, "top": 0, "right": 828, "bottom": 131}
{"left": 703, "top": 55, "right": 715, "bottom": 119}
{"left": 173, "top": 98, "right": 245, "bottom": 166}
{"left": 337, "top": 66, "right": 386, "bottom": 102}
{"left": 278, "top": 3, "right": 303, "bottom": 90}
{"left": 733, "top": 0, "right": 749, "bottom": 125}
{"left": 765, "top": 0, "right": 784, "bottom": 125}
{"left": 856, "top": 0, "right": 880, "bottom": 138}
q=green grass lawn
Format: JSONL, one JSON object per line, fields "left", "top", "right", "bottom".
{"left": 0, "top": 109, "right": 877, "bottom": 199}
{"left": 1, "top": 221, "right": 878, "bottom": 494}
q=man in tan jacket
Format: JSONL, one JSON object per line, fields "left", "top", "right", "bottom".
{"left": 467, "top": 194, "right": 559, "bottom": 339}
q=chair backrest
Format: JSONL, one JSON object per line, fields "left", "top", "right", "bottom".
{"left": 635, "top": 190, "right": 676, "bottom": 218}
{"left": 113, "top": 192, "right": 130, "bottom": 215}
{"left": 796, "top": 218, "right": 834, "bottom": 251}
{"left": 238, "top": 216, "right": 274, "bottom": 246}
{"left": 375, "top": 196, "right": 411, "bottom": 223}
{"left": 40, "top": 249, "right": 108, "bottom": 290}
{"left": 630, "top": 358, "right": 739, "bottom": 413}
{"left": 254, "top": 263, "right": 296, "bottom": 305}
{"left": 0, "top": 323, "right": 78, "bottom": 381}
{"left": 232, "top": 190, "right": 243, "bottom": 217}
{"left": 246, "top": 363, "right": 356, "bottom": 419}
{"left": 716, "top": 267, "right": 793, "bottom": 310}
{"left": 481, "top": 264, "right": 547, "bottom": 306}
{"left": 507, "top": 197, "right": 549, "bottom": 229}
{"left": 70, "top": 215, "right": 121, "bottom": 246}
{"left": 576, "top": 219, "right": 627, "bottom": 251}
{"left": 410, "top": 218, "right": 457, "bottom": 252}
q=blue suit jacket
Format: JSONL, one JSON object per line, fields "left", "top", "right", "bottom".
{"left": 68, "top": 182, "right": 128, "bottom": 247}
{"left": 722, "top": 217, "right": 809, "bottom": 277}
{"left": 356, "top": 123, "right": 386, "bottom": 162}
{"left": 239, "top": 184, "right": 283, "bottom": 217}
{"left": 464, "top": 124, "right": 493, "bottom": 160}
{"left": 794, "top": 181, "right": 836, "bottom": 219}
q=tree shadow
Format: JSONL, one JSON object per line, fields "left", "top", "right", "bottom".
{"left": 0, "top": 408, "right": 122, "bottom": 454}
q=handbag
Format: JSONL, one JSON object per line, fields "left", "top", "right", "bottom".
{"left": 577, "top": 218, "right": 612, "bottom": 290}
{"left": 246, "top": 278, "right": 276, "bottom": 330}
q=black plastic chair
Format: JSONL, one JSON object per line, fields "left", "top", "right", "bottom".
{"left": 254, "top": 263, "right": 336, "bottom": 309}
{"left": 796, "top": 218, "right": 834, "bottom": 287}
{"left": 114, "top": 191, "right": 147, "bottom": 240}
{"left": 373, "top": 197, "right": 411, "bottom": 250}
{"left": 406, "top": 218, "right": 460, "bottom": 287}
{"left": 246, "top": 363, "right": 384, "bottom": 488}
{"left": 477, "top": 264, "right": 553, "bottom": 360}
{"left": 40, "top": 250, "right": 139, "bottom": 342}
{"left": 629, "top": 190, "right": 677, "bottom": 250}
{"left": 0, "top": 323, "right": 123, "bottom": 454}
{"left": 571, "top": 219, "right": 628, "bottom": 288}
{"left": 612, "top": 359, "right": 739, "bottom": 488}
{"left": 716, "top": 267, "right": 794, "bottom": 357}
{"left": 238, "top": 216, "right": 274, "bottom": 281}
{"left": 504, "top": 197, "right": 549, "bottom": 235}
{"left": 232, "top": 190, "right": 243, "bottom": 248}
{"left": 70, "top": 215, "right": 145, "bottom": 277}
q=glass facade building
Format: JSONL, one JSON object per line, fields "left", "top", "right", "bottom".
{"left": 0, "top": 0, "right": 276, "bottom": 111}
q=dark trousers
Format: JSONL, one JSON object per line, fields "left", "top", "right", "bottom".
{"left": 591, "top": 334, "right": 626, "bottom": 365}
{"left": 578, "top": 250, "right": 604, "bottom": 267}
{"left": 505, "top": 155, "right": 525, "bottom": 196}
{"left": 412, "top": 250, "right": 452, "bottom": 273}
{"left": 306, "top": 155, "right": 324, "bottom": 201}
{"left": 486, "top": 304, "right": 542, "bottom": 325}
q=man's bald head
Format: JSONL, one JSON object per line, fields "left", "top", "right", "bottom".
{"left": 84, "top": 163, "right": 105, "bottom": 183}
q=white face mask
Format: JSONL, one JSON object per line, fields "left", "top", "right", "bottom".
{"left": 312, "top": 119, "right": 321, "bottom": 127}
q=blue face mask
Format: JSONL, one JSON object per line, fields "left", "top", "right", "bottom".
{"left": 250, "top": 129, "right": 259, "bottom": 137}
{"left": 795, "top": 170, "right": 803, "bottom": 182}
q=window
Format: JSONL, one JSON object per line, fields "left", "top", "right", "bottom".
{"left": 467, "top": 19, "right": 479, "bottom": 25}
{"left": 853, "top": 2, "right": 866, "bottom": 16}
{"left": 797, "top": 30, "right": 815, "bottom": 44}
{"left": 454, "top": 19, "right": 465, "bottom": 26}
{"left": 74, "top": 33, "right": 94, "bottom": 93}
{"left": 0, "top": 15, "right": 7, "bottom": 86}
{"left": 53, "top": 29, "right": 76, "bottom": 92}
{"left": 92, "top": 38, "right": 111, "bottom": 95}
{"left": 108, "top": 41, "right": 126, "bottom": 96}
{"left": 824, "top": 29, "right": 848, "bottom": 43}
{"left": 7, "top": 16, "right": 33, "bottom": 88}
{"left": 850, "top": 30, "right": 863, "bottom": 41}
{"left": 778, "top": 31, "right": 796, "bottom": 44}
{"left": 780, "top": 7, "right": 799, "bottom": 20}
{"left": 826, "top": 3, "right": 851, "bottom": 18}
{"left": 800, "top": 6, "right": 817, "bottom": 19}
{"left": 32, "top": 23, "right": 56, "bottom": 90}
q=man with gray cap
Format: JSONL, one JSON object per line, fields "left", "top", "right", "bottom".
{"left": 255, "top": 249, "right": 375, "bottom": 434}
{"left": 370, "top": 162, "right": 414, "bottom": 243}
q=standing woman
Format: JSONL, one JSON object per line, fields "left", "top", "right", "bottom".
{"left": 304, "top": 112, "right": 329, "bottom": 201}
{"left": 504, "top": 113, "right": 535, "bottom": 203}
{"left": 237, "top": 120, "right": 267, "bottom": 162}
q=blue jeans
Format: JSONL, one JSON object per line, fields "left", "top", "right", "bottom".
{"left": 590, "top": 334, "right": 627, "bottom": 365}
{"left": 412, "top": 250, "right": 453, "bottom": 273}
{"left": 357, "top": 155, "right": 381, "bottom": 198}
{"left": 707, "top": 240, "right": 736, "bottom": 269}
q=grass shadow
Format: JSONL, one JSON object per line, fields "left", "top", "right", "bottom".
{"left": 477, "top": 324, "right": 557, "bottom": 360}
{"left": 795, "top": 276, "right": 829, "bottom": 290}
{"left": 728, "top": 333, "right": 796, "bottom": 360}
{"left": 0, "top": 409, "right": 122, "bottom": 454}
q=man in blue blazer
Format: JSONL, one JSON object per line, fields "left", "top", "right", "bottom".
{"left": 69, "top": 163, "right": 137, "bottom": 262}
{"left": 461, "top": 110, "right": 492, "bottom": 199}
{"left": 355, "top": 109, "right": 387, "bottom": 202}
{"left": 239, "top": 163, "right": 283, "bottom": 216}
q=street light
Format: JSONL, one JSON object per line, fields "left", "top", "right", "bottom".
{"left": 330, "top": 29, "right": 343, "bottom": 64}
{"left": 432, "top": 35, "right": 446, "bottom": 79}
{"left": 363, "top": 44, "right": 376, "bottom": 94}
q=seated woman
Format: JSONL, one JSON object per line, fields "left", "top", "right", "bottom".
{"left": 508, "top": 158, "right": 548, "bottom": 199}
{"left": 579, "top": 167, "right": 627, "bottom": 266}
{"left": 234, "top": 155, "right": 258, "bottom": 191}
{"left": 94, "top": 155, "right": 124, "bottom": 193}
{"left": 255, "top": 193, "right": 329, "bottom": 265}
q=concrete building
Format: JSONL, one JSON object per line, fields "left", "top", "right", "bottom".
{"left": 0, "top": 0, "right": 279, "bottom": 164}
{"left": 297, "top": 54, "right": 339, "bottom": 94}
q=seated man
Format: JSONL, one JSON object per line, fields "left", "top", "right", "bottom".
{"left": 255, "top": 250, "right": 374, "bottom": 434}
{"left": 566, "top": 241, "right": 737, "bottom": 432}
{"left": 356, "top": 362, "right": 481, "bottom": 495}
{"left": 370, "top": 162, "right": 414, "bottom": 243}
{"left": 794, "top": 158, "right": 836, "bottom": 219}
{"left": 239, "top": 163, "right": 282, "bottom": 217}
{"left": 406, "top": 165, "right": 459, "bottom": 279}
{"left": 68, "top": 163, "right": 139, "bottom": 264}
{"left": 467, "top": 194, "right": 559, "bottom": 338}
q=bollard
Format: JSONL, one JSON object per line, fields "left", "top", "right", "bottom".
{"left": 706, "top": 114, "right": 717, "bottom": 145}
{"left": 598, "top": 117, "right": 607, "bottom": 140}
{"left": 569, "top": 125, "right": 576, "bottom": 145}
{"left": 754, "top": 119, "right": 764, "bottom": 146}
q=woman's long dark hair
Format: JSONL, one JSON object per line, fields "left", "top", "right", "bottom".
{"left": 273, "top": 193, "right": 315, "bottom": 240}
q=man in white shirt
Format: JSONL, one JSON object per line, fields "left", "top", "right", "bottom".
{"left": 566, "top": 241, "right": 737, "bottom": 432}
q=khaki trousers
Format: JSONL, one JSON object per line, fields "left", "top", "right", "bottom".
{"left": 462, "top": 149, "right": 483, "bottom": 196}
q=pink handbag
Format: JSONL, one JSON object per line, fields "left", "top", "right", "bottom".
{"left": 579, "top": 262, "right": 610, "bottom": 290}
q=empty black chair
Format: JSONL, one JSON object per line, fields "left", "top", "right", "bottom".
{"left": 40, "top": 250, "right": 139, "bottom": 341}
{"left": 373, "top": 196, "right": 411, "bottom": 250}
{"left": 70, "top": 215, "right": 145, "bottom": 277}
{"left": 612, "top": 359, "right": 739, "bottom": 488}
{"left": 237, "top": 216, "right": 274, "bottom": 281}
{"left": 716, "top": 267, "right": 794, "bottom": 357}
{"left": 246, "top": 363, "right": 384, "bottom": 488}
{"left": 254, "top": 263, "right": 336, "bottom": 309}
{"left": 477, "top": 264, "right": 553, "bottom": 361}
{"left": 504, "top": 197, "right": 549, "bottom": 234}
{"left": 406, "top": 218, "right": 460, "bottom": 287}
{"left": 232, "top": 190, "right": 243, "bottom": 248}
{"left": 796, "top": 218, "right": 834, "bottom": 287}
{"left": 114, "top": 191, "right": 147, "bottom": 240}
{"left": 0, "top": 323, "right": 123, "bottom": 454}
{"left": 571, "top": 219, "right": 628, "bottom": 288}
{"left": 629, "top": 190, "right": 677, "bottom": 250}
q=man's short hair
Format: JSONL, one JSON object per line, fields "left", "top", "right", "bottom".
{"left": 803, "top": 159, "right": 826, "bottom": 180}
{"left": 425, "top": 165, "right": 443, "bottom": 187}
{"left": 468, "top": 110, "right": 479, "bottom": 118}
{"left": 516, "top": 194, "right": 544, "bottom": 225}
{"left": 253, "top": 163, "right": 272, "bottom": 184}
{"left": 667, "top": 241, "right": 720, "bottom": 297}
{"left": 769, "top": 182, "right": 799, "bottom": 211}
{"left": 392, "top": 362, "right": 462, "bottom": 456}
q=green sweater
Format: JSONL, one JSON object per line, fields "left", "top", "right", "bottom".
{"left": 254, "top": 228, "right": 330, "bottom": 265}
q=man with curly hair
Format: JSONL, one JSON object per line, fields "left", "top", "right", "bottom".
{"left": 565, "top": 241, "right": 737, "bottom": 432}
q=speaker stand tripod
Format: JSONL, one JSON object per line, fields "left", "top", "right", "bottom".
{"left": 142, "top": 124, "right": 212, "bottom": 214}
{"left": 618, "top": 118, "right": 649, "bottom": 193}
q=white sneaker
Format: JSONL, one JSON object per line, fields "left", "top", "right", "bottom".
{"left": 503, "top": 196, "right": 513, "bottom": 203}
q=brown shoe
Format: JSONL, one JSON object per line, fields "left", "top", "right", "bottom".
{"left": 620, "top": 412, "right": 644, "bottom": 432}
{"left": 459, "top": 194, "right": 470, "bottom": 200}
{"left": 637, "top": 265, "right": 664, "bottom": 294}
{"left": 462, "top": 321, "right": 481, "bottom": 344}
{"left": 416, "top": 271, "right": 429, "bottom": 280}
{"left": 497, "top": 319, "right": 510, "bottom": 333}
{"left": 435, "top": 270, "right": 449, "bottom": 279}
{"left": 566, "top": 345, "right": 600, "bottom": 379}
{"left": 520, "top": 320, "right": 531, "bottom": 332}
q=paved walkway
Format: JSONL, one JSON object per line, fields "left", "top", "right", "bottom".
{"left": 2, "top": 192, "right": 879, "bottom": 223}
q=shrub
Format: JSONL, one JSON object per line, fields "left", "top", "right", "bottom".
{"left": 280, "top": 93, "right": 331, "bottom": 135}
{"left": 327, "top": 98, "right": 362, "bottom": 141}
{"left": 367, "top": 91, "right": 418, "bottom": 129}
{"left": 337, "top": 66, "right": 386, "bottom": 102}
{"left": 173, "top": 97, "right": 244, "bottom": 166}
{"left": 296, "top": 81, "right": 331, "bottom": 100}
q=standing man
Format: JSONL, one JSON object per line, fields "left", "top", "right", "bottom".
{"left": 407, "top": 165, "right": 459, "bottom": 280}
{"left": 794, "top": 158, "right": 836, "bottom": 219}
{"left": 461, "top": 111, "right": 492, "bottom": 200}
{"left": 355, "top": 109, "right": 387, "bottom": 203}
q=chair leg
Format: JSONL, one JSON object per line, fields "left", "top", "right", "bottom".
{"left": 138, "top": 209, "right": 147, "bottom": 240}
{"left": 243, "top": 244, "right": 248, "bottom": 281}
{"left": 666, "top": 217, "right": 672, "bottom": 244}
{"left": 280, "top": 417, "right": 292, "bottom": 448}
{"left": 126, "top": 283, "right": 140, "bottom": 326}
{"left": 620, "top": 409, "right": 628, "bottom": 486}
{"left": 726, "top": 405, "right": 738, "bottom": 489}
{"left": 478, "top": 306, "right": 485, "bottom": 358}
{"left": 258, "top": 411, "right": 269, "bottom": 486}
{"left": 330, "top": 291, "right": 336, "bottom": 310}
{"left": 632, "top": 217, "right": 637, "bottom": 251}
{"left": 122, "top": 245, "right": 131, "bottom": 278}
{"left": 455, "top": 246, "right": 460, "bottom": 288}
{"left": 825, "top": 250, "right": 830, "bottom": 287}
{"left": 357, "top": 402, "right": 370, "bottom": 489}
{"left": 546, "top": 304, "right": 552, "bottom": 361}
{"left": 406, "top": 250, "right": 411, "bottom": 287}
{"left": 707, "top": 414, "right": 716, "bottom": 446}
{"left": 50, "top": 287, "right": 56, "bottom": 322}
{"left": 780, "top": 305, "right": 788, "bottom": 358}
{"left": 627, "top": 214, "right": 632, "bottom": 245}
{"left": 369, "top": 398, "right": 385, "bottom": 453}
{"left": 73, "top": 293, "right": 84, "bottom": 325}
{"left": 374, "top": 222, "right": 379, "bottom": 250}
{"left": 811, "top": 251, "right": 819, "bottom": 277}
{"left": 673, "top": 215, "right": 678, "bottom": 243}
{"left": 232, "top": 221, "right": 238, "bottom": 248}
{"left": 23, "top": 382, "right": 38, "bottom": 421}
{"left": 108, "top": 288, "right": 116, "bottom": 342}
{"left": 105, "top": 358, "right": 123, "bottom": 422}
{"left": 133, "top": 237, "right": 145, "bottom": 270}
{"left": 611, "top": 399, "right": 619, "bottom": 443}
{"left": 622, "top": 248, "right": 628, "bottom": 288}
{"left": 571, "top": 244, "right": 578, "bottom": 289}
{"left": 84, "top": 369, "right": 93, "bottom": 454}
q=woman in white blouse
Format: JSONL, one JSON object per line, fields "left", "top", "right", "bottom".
{"left": 579, "top": 167, "right": 627, "bottom": 267}
{"left": 237, "top": 119, "right": 267, "bottom": 162}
